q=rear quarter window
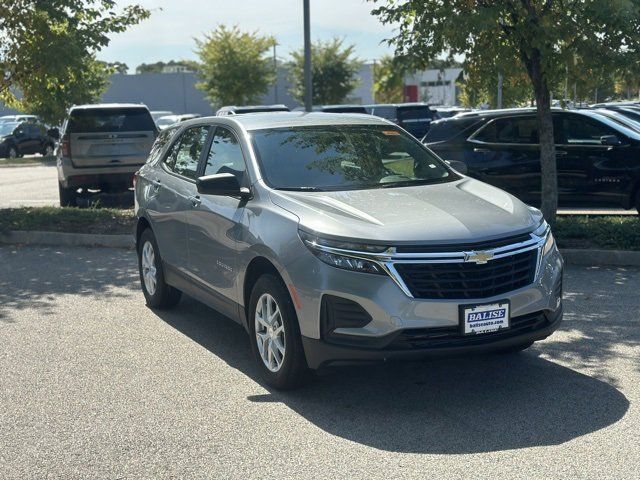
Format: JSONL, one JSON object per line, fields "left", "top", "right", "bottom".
{"left": 67, "top": 108, "right": 157, "bottom": 134}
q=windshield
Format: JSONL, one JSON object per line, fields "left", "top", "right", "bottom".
{"left": 0, "top": 122, "right": 18, "bottom": 136}
{"left": 251, "top": 124, "right": 455, "bottom": 191}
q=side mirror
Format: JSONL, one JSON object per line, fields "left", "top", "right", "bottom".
{"left": 601, "top": 135, "right": 622, "bottom": 146}
{"left": 445, "top": 159, "right": 468, "bottom": 174}
{"left": 196, "top": 173, "right": 251, "bottom": 199}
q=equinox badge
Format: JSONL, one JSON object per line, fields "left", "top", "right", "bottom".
{"left": 464, "top": 251, "right": 494, "bottom": 264}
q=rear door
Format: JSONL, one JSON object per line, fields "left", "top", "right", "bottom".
{"left": 145, "top": 125, "right": 210, "bottom": 270}
{"left": 67, "top": 107, "right": 157, "bottom": 168}
{"left": 466, "top": 115, "right": 542, "bottom": 204}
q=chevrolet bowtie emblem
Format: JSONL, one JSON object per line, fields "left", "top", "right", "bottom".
{"left": 464, "top": 251, "right": 494, "bottom": 264}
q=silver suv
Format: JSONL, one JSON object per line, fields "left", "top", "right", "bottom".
{"left": 57, "top": 104, "right": 157, "bottom": 206}
{"left": 134, "top": 113, "right": 563, "bottom": 389}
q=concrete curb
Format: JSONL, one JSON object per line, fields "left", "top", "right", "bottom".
{"left": 1, "top": 231, "right": 640, "bottom": 266}
{"left": 560, "top": 248, "right": 640, "bottom": 267}
{"left": 0, "top": 230, "right": 134, "bottom": 249}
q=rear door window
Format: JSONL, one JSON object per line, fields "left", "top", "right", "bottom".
{"left": 473, "top": 116, "right": 539, "bottom": 144}
{"left": 67, "top": 108, "right": 157, "bottom": 133}
{"left": 164, "top": 126, "right": 210, "bottom": 179}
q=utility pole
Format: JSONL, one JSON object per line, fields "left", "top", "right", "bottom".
{"left": 497, "top": 72, "right": 503, "bottom": 109}
{"left": 303, "top": 0, "right": 312, "bottom": 112}
{"left": 273, "top": 42, "right": 278, "bottom": 103}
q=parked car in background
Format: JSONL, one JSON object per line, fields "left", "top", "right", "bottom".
{"left": 315, "top": 104, "right": 369, "bottom": 114}
{"left": 156, "top": 114, "right": 202, "bottom": 130}
{"left": 57, "top": 103, "right": 158, "bottom": 206}
{"left": 424, "top": 108, "right": 640, "bottom": 212}
{"left": 134, "top": 112, "right": 563, "bottom": 389}
{"left": 0, "top": 114, "right": 38, "bottom": 124}
{"left": 431, "top": 106, "right": 471, "bottom": 118}
{"left": 367, "top": 103, "right": 439, "bottom": 139}
{"left": 595, "top": 104, "right": 640, "bottom": 123}
{"left": 150, "top": 110, "right": 173, "bottom": 123}
{"left": 0, "top": 121, "right": 56, "bottom": 158}
{"left": 216, "top": 105, "right": 290, "bottom": 116}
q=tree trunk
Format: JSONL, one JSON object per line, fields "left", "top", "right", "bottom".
{"left": 525, "top": 51, "right": 558, "bottom": 226}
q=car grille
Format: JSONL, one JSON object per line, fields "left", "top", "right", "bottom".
{"left": 387, "top": 310, "right": 550, "bottom": 350}
{"left": 393, "top": 250, "right": 538, "bottom": 299}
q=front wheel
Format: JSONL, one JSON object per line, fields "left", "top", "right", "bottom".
{"left": 7, "top": 146, "right": 18, "bottom": 159}
{"left": 58, "top": 182, "right": 76, "bottom": 207}
{"left": 248, "top": 274, "right": 309, "bottom": 390}
{"left": 42, "top": 144, "right": 54, "bottom": 156}
{"left": 138, "top": 228, "right": 181, "bottom": 309}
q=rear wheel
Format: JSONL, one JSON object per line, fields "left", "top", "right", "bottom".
{"left": 7, "top": 146, "right": 18, "bottom": 159}
{"left": 138, "top": 228, "right": 181, "bottom": 309}
{"left": 248, "top": 274, "right": 308, "bottom": 389}
{"left": 58, "top": 182, "right": 76, "bottom": 207}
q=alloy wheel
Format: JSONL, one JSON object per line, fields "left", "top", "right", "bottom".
{"left": 141, "top": 241, "right": 157, "bottom": 295}
{"left": 8, "top": 147, "right": 17, "bottom": 159}
{"left": 255, "top": 293, "right": 286, "bottom": 372}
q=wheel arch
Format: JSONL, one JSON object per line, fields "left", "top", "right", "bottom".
{"left": 243, "top": 256, "right": 289, "bottom": 322}
{"left": 135, "top": 216, "right": 152, "bottom": 250}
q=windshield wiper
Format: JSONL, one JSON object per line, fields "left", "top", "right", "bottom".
{"left": 277, "top": 186, "right": 327, "bottom": 192}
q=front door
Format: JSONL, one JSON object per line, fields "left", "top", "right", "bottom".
{"left": 187, "top": 126, "right": 249, "bottom": 308}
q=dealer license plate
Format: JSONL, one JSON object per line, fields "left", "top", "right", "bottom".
{"left": 462, "top": 302, "right": 510, "bottom": 335}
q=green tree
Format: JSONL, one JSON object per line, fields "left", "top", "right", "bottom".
{"left": 135, "top": 60, "right": 199, "bottom": 74}
{"left": 373, "top": 55, "right": 406, "bottom": 103}
{"left": 370, "top": 0, "right": 640, "bottom": 224}
{"left": 195, "top": 25, "right": 275, "bottom": 107}
{"left": 289, "top": 38, "right": 363, "bottom": 105}
{"left": 0, "top": 1, "right": 150, "bottom": 125}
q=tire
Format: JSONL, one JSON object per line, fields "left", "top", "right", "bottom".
{"left": 58, "top": 182, "right": 76, "bottom": 207}
{"left": 137, "top": 228, "right": 181, "bottom": 309}
{"left": 42, "top": 144, "right": 54, "bottom": 156}
{"left": 248, "top": 274, "right": 309, "bottom": 390}
{"left": 496, "top": 341, "right": 534, "bottom": 354}
{"left": 7, "top": 146, "right": 18, "bottom": 159}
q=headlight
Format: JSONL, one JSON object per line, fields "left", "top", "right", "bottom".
{"left": 298, "top": 230, "right": 387, "bottom": 274}
{"left": 542, "top": 230, "right": 555, "bottom": 256}
{"left": 533, "top": 220, "right": 555, "bottom": 256}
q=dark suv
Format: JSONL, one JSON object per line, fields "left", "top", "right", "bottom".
{"left": 424, "top": 108, "right": 640, "bottom": 212}
{"left": 367, "top": 103, "right": 439, "bottom": 139}
{"left": 0, "top": 121, "right": 56, "bottom": 158}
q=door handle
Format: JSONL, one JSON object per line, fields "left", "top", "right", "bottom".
{"left": 473, "top": 148, "right": 491, "bottom": 153}
{"left": 555, "top": 150, "right": 568, "bottom": 157}
{"left": 189, "top": 195, "right": 201, "bottom": 208}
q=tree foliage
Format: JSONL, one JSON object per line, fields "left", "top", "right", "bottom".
{"left": 135, "top": 60, "right": 199, "bottom": 74}
{"left": 0, "top": 0, "right": 150, "bottom": 125}
{"left": 370, "top": 0, "right": 640, "bottom": 223}
{"left": 289, "top": 38, "right": 363, "bottom": 105}
{"left": 195, "top": 25, "right": 276, "bottom": 107}
{"left": 373, "top": 55, "right": 406, "bottom": 103}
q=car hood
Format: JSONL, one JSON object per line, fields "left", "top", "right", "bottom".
{"left": 268, "top": 178, "right": 542, "bottom": 245}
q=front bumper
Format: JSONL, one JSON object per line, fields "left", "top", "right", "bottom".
{"left": 302, "top": 306, "right": 563, "bottom": 369}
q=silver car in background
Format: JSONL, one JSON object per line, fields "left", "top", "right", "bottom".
{"left": 134, "top": 112, "right": 563, "bottom": 389}
{"left": 57, "top": 103, "right": 157, "bottom": 206}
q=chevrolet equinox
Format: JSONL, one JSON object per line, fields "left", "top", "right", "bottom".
{"left": 134, "top": 112, "right": 563, "bottom": 389}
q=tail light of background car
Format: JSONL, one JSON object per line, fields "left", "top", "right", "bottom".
{"left": 60, "top": 135, "right": 71, "bottom": 158}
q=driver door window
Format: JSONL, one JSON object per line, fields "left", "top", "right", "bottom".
{"left": 558, "top": 117, "right": 615, "bottom": 145}
{"left": 204, "top": 127, "right": 247, "bottom": 184}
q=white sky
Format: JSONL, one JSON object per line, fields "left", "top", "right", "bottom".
{"left": 100, "top": 0, "right": 396, "bottom": 71}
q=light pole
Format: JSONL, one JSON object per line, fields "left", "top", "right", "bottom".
{"left": 303, "top": 0, "right": 312, "bottom": 112}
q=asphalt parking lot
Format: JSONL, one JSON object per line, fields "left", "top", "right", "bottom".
{"left": 0, "top": 245, "right": 638, "bottom": 479}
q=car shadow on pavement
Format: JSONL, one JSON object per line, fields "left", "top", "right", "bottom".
{"left": 154, "top": 295, "right": 630, "bottom": 455}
